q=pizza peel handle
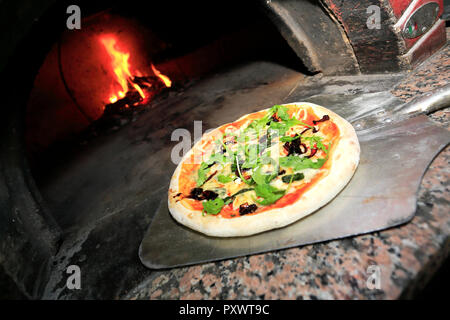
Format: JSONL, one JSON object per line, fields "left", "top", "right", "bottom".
{"left": 139, "top": 114, "right": 450, "bottom": 269}
{"left": 393, "top": 84, "right": 450, "bottom": 117}
{"left": 351, "top": 85, "right": 450, "bottom": 132}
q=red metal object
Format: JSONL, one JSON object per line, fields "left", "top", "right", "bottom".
{"left": 389, "top": 0, "right": 414, "bottom": 18}
{"left": 403, "top": 19, "right": 446, "bottom": 66}
{"left": 392, "top": 0, "right": 444, "bottom": 49}
{"left": 391, "top": 0, "right": 446, "bottom": 66}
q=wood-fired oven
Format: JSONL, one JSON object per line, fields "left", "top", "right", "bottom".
{"left": 0, "top": 0, "right": 447, "bottom": 299}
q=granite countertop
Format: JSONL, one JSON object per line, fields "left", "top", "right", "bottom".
{"left": 125, "top": 37, "right": 450, "bottom": 300}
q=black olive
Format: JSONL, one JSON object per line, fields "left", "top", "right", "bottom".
{"left": 284, "top": 135, "right": 306, "bottom": 156}
{"left": 206, "top": 162, "right": 216, "bottom": 168}
{"left": 291, "top": 138, "right": 302, "bottom": 154}
{"left": 202, "top": 190, "right": 218, "bottom": 200}
{"left": 313, "top": 115, "right": 330, "bottom": 125}
{"left": 239, "top": 203, "right": 258, "bottom": 215}
{"left": 189, "top": 188, "right": 204, "bottom": 200}
{"left": 300, "top": 127, "right": 311, "bottom": 135}
{"left": 189, "top": 188, "right": 219, "bottom": 200}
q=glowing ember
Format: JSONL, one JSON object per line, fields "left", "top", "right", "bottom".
{"left": 100, "top": 35, "right": 146, "bottom": 103}
{"left": 151, "top": 64, "right": 172, "bottom": 87}
{"left": 100, "top": 35, "right": 172, "bottom": 109}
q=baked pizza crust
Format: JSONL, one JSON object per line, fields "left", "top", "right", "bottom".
{"left": 168, "top": 102, "right": 360, "bottom": 237}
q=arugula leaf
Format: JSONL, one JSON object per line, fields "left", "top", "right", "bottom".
{"left": 245, "top": 114, "right": 271, "bottom": 134}
{"left": 202, "top": 198, "right": 225, "bottom": 215}
{"left": 197, "top": 151, "right": 230, "bottom": 186}
{"left": 279, "top": 156, "right": 327, "bottom": 171}
{"left": 252, "top": 164, "right": 277, "bottom": 186}
{"left": 281, "top": 172, "right": 305, "bottom": 183}
{"left": 274, "top": 105, "right": 290, "bottom": 121}
{"left": 269, "top": 118, "right": 312, "bottom": 136}
{"left": 268, "top": 104, "right": 290, "bottom": 120}
{"left": 254, "top": 184, "right": 285, "bottom": 205}
{"left": 217, "top": 175, "right": 233, "bottom": 183}
{"left": 251, "top": 166, "right": 267, "bottom": 185}
{"left": 252, "top": 159, "right": 285, "bottom": 205}
{"left": 295, "top": 120, "right": 314, "bottom": 129}
{"left": 280, "top": 135, "right": 301, "bottom": 142}
{"left": 245, "top": 104, "right": 312, "bottom": 137}
{"left": 254, "top": 183, "right": 280, "bottom": 197}
{"left": 252, "top": 156, "right": 279, "bottom": 184}
{"left": 302, "top": 136, "right": 328, "bottom": 154}
{"left": 287, "top": 118, "right": 314, "bottom": 129}
{"left": 243, "top": 143, "right": 259, "bottom": 168}
{"left": 268, "top": 121, "right": 289, "bottom": 135}
{"left": 244, "top": 105, "right": 286, "bottom": 134}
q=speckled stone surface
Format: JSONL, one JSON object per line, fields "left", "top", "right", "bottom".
{"left": 126, "top": 38, "right": 450, "bottom": 300}
{"left": 392, "top": 31, "right": 450, "bottom": 103}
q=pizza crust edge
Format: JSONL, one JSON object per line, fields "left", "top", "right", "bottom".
{"left": 168, "top": 102, "right": 360, "bottom": 237}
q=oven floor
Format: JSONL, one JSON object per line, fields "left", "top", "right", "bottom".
{"left": 40, "top": 60, "right": 405, "bottom": 299}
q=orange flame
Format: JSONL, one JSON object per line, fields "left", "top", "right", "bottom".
{"left": 151, "top": 64, "right": 172, "bottom": 87}
{"left": 100, "top": 35, "right": 146, "bottom": 102}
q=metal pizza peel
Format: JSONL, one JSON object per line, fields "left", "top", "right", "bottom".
{"left": 139, "top": 85, "right": 450, "bottom": 269}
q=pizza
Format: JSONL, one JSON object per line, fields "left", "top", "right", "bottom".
{"left": 168, "top": 102, "right": 360, "bottom": 237}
